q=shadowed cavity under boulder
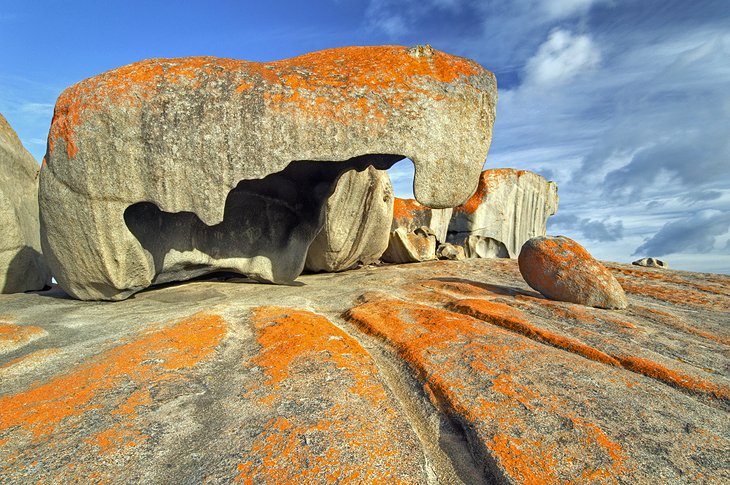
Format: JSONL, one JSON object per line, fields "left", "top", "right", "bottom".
{"left": 124, "top": 155, "right": 403, "bottom": 288}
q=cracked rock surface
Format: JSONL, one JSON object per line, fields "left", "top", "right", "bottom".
{"left": 40, "top": 45, "right": 496, "bottom": 301}
{"left": 0, "top": 113, "right": 51, "bottom": 293}
{"left": 1, "top": 258, "right": 728, "bottom": 483}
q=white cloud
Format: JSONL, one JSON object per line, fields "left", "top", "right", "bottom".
{"left": 634, "top": 210, "right": 730, "bottom": 256}
{"left": 524, "top": 29, "right": 600, "bottom": 86}
{"left": 540, "top": 0, "right": 609, "bottom": 20}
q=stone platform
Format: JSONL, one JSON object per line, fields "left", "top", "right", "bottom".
{"left": 1, "top": 259, "right": 728, "bottom": 483}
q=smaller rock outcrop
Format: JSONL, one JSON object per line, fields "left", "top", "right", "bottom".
{"left": 436, "top": 243, "right": 465, "bottom": 261}
{"left": 382, "top": 198, "right": 452, "bottom": 264}
{"left": 464, "top": 235, "right": 510, "bottom": 259}
{"left": 448, "top": 169, "right": 558, "bottom": 258}
{"left": 390, "top": 198, "right": 452, "bottom": 243}
{"left": 632, "top": 257, "right": 668, "bottom": 269}
{"left": 0, "top": 113, "right": 51, "bottom": 293}
{"left": 382, "top": 227, "right": 437, "bottom": 263}
{"left": 305, "top": 167, "right": 393, "bottom": 272}
{"left": 518, "top": 236, "right": 628, "bottom": 309}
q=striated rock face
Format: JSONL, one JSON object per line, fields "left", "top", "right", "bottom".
{"left": 519, "top": 236, "right": 628, "bottom": 309}
{"left": 448, "top": 168, "right": 558, "bottom": 258}
{"left": 305, "top": 167, "right": 393, "bottom": 272}
{"left": 381, "top": 227, "right": 437, "bottom": 263}
{"left": 391, "top": 197, "right": 453, "bottom": 243}
{"left": 0, "top": 114, "right": 51, "bottom": 293}
{"left": 1, "top": 258, "right": 728, "bottom": 483}
{"left": 40, "top": 45, "right": 497, "bottom": 300}
{"left": 633, "top": 257, "right": 668, "bottom": 269}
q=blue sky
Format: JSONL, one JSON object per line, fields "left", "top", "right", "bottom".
{"left": 2, "top": 0, "right": 729, "bottom": 273}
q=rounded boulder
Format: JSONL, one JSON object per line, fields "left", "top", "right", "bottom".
{"left": 518, "top": 236, "right": 628, "bottom": 309}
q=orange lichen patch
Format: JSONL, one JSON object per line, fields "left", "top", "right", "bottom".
{"left": 0, "top": 322, "right": 46, "bottom": 353}
{"left": 615, "top": 355, "right": 730, "bottom": 403}
{"left": 48, "top": 45, "right": 487, "bottom": 159}
{"left": 516, "top": 294, "right": 600, "bottom": 323}
{"left": 454, "top": 168, "right": 527, "bottom": 215}
{"left": 615, "top": 276, "right": 726, "bottom": 311}
{"left": 448, "top": 298, "right": 621, "bottom": 367}
{"left": 249, "top": 306, "right": 385, "bottom": 402}
{"left": 419, "top": 278, "right": 516, "bottom": 298}
{"left": 238, "top": 307, "right": 420, "bottom": 483}
{"left": 392, "top": 198, "right": 430, "bottom": 222}
{"left": 0, "top": 313, "right": 225, "bottom": 442}
{"left": 610, "top": 265, "right": 730, "bottom": 296}
{"left": 235, "top": 410, "right": 413, "bottom": 484}
{"left": 345, "top": 300, "right": 628, "bottom": 482}
{"left": 634, "top": 306, "right": 730, "bottom": 345}
{"left": 491, "top": 433, "right": 559, "bottom": 484}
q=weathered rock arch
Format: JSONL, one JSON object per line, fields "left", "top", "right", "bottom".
{"left": 40, "top": 45, "right": 497, "bottom": 300}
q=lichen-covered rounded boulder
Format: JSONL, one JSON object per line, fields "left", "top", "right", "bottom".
{"left": 40, "top": 45, "right": 497, "bottom": 300}
{"left": 305, "top": 167, "right": 393, "bottom": 272}
{"left": 0, "top": 113, "right": 51, "bottom": 293}
{"left": 518, "top": 236, "right": 628, "bottom": 309}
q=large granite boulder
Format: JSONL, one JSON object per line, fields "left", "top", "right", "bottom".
{"left": 305, "top": 167, "right": 393, "bottom": 272}
{"left": 448, "top": 169, "right": 558, "bottom": 258}
{"left": 0, "top": 114, "right": 51, "bottom": 293}
{"left": 519, "top": 235, "right": 628, "bottom": 309}
{"left": 40, "top": 45, "right": 497, "bottom": 300}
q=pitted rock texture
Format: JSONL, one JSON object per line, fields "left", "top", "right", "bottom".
{"left": 633, "top": 257, "right": 668, "bottom": 269}
{"left": 0, "top": 114, "right": 51, "bottom": 293}
{"left": 448, "top": 169, "right": 558, "bottom": 258}
{"left": 391, "top": 197, "right": 453, "bottom": 243}
{"left": 1, "top": 258, "right": 728, "bottom": 483}
{"left": 40, "top": 45, "right": 497, "bottom": 301}
{"left": 305, "top": 166, "right": 393, "bottom": 272}
{"left": 519, "top": 236, "right": 629, "bottom": 309}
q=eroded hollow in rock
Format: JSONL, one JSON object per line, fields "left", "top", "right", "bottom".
{"left": 124, "top": 154, "right": 404, "bottom": 286}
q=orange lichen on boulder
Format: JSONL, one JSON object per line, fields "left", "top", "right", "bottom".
{"left": 345, "top": 300, "right": 628, "bottom": 483}
{"left": 237, "top": 306, "right": 422, "bottom": 484}
{"left": 453, "top": 168, "right": 528, "bottom": 215}
{"left": 519, "top": 236, "right": 628, "bottom": 309}
{"left": 48, "top": 45, "right": 486, "bottom": 160}
{"left": 0, "top": 313, "right": 226, "bottom": 467}
{"left": 0, "top": 321, "right": 46, "bottom": 354}
{"left": 448, "top": 298, "right": 621, "bottom": 367}
{"left": 392, "top": 198, "right": 430, "bottom": 222}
